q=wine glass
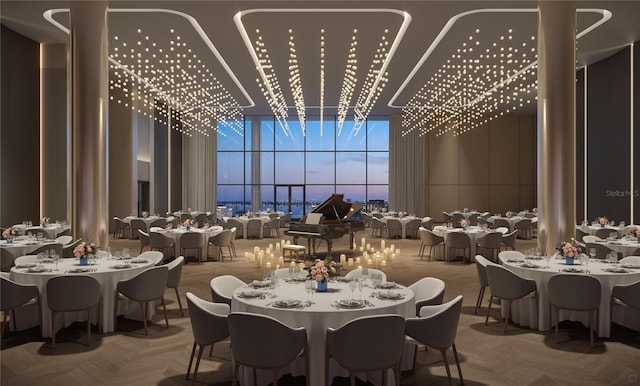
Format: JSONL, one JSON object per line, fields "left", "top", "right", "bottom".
{"left": 51, "top": 249, "right": 59, "bottom": 271}
{"left": 270, "top": 274, "right": 279, "bottom": 297}
{"left": 357, "top": 278, "right": 364, "bottom": 300}
{"left": 305, "top": 280, "right": 315, "bottom": 302}
{"left": 543, "top": 253, "right": 551, "bottom": 269}
{"left": 581, "top": 254, "right": 589, "bottom": 273}
{"left": 349, "top": 279, "right": 357, "bottom": 300}
{"left": 589, "top": 248, "right": 596, "bottom": 261}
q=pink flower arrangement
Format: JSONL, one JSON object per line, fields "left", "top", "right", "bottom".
{"left": 598, "top": 217, "right": 608, "bottom": 225}
{"left": 506, "top": 211, "right": 515, "bottom": 217}
{"left": 636, "top": 227, "right": 640, "bottom": 237}
{"left": 40, "top": 217, "right": 50, "bottom": 225}
{"left": 141, "top": 211, "right": 149, "bottom": 218}
{"left": 308, "top": 259, "right": 339, "bottom": 282}
{"left": 73, "top": 241, "right": 97, "bottom": 258}
{"left": 2, "top": 227, "right": 17, "bottom": 239}
{"left": 557, "top": 241, "right": 584, "bottom": 258}
{"left": 460, "top": 219, "right": 469, "bottom": 227}
{"left": 183, "top": 218, "right": 193, "bottom": 227}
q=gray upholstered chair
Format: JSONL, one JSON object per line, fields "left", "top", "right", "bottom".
{"left": 585, "top": 242, "right": 622, "bottom": 260}
{"left": 492, "top": 218, "right": 510, "bottom": 231}
{"left": 386, "top": 218, "right": 403, "bottom": 239}
{"left": 405, "top": 295, "right": 464, "bottom": 385}
{"left": 442, "top": 212, "right": 453, "bottom": 223}
{"left": 209, "top": 275, "right": 246, "bottom": 305}
{"left": 476, "top": 231, "right": 503, "bottom": 262}
{"left": 575, "top": 228, "right": 589, "bottom": 243}
{"left": 179, "top": 232, "right": 204, "bottom": 264}
{"left": 468, "top": 213, "right": 480, "bottom": 226}
{"left": 180, "top": 213, "right": 193, "bottom": 223}
{"left": 149, "top": 217, "right": 167, "bottom": 229}
{"left": 115, "top": 266, "right": 169, "bottom": 335}
{"left": 262, "top": 218, "right": 281, "bottom": 238}
{"left": 610, "top": 279, "right": 640, "bottom": 329}
{"left": 225, "top": 218, "right": 244, "bottom": 238}
{"left": 326, "top": 314, "right": 405, "bottom": 386}
{"left": 193, "top": 213, "right": 208, "bottom": 228}
{"left": 452, "top": 213, "right": 465, "bottom": 227}
{"left": 344, "top": 268, "right": 387, "bottom": 283}
{"left": 404, "top": 219, "right": 422, "bottom": 239}
{"left": 130, "top": 219, "right": 147, "bottom": 240}
{"left": 164, "top": 256, "right": 185, "bottom": 316}
{"left": 420, "top": 217, "right": 434, "bottom": 231}
{"left": 594, "top": 228, "right": 618, "bottom": 240}
{"left": 29, "top": 243, "right": 63, "bottom": 259}
{"left": 138, "top": 229, "right": 150, "bottom": 254}
{"left": 46, "top": 275, "right": 101, "bottom": 348}
{"left": 62, "top": 238, "right": 82, "bottom": 258}
{"left": 408, "top": 277, "right": 445, "bottom": 316}
{"left": 369, "top": 218, "right": 387, "bottom": 238}
{"left": 547, "top": 274, "right": 601, "bottom": 347}
{"left": 279, "top": 213, "right": 292, "bottom": 229}
{"left": 1, "top": 248, "right": 16, "bottom": 272}
{"left": 419, "top": 228, "right": 444, "bottom": 261}
{"left": 501, "top": 230, "right": 518, "bottom": 251}
{"left": 476, "top": 217, "right": 492, "bottom": 228}
{"left": 1, "top": 277, "right": 41, "bottom": 340}
{"left": 149, "top": 231, "right": 175, "bottom": 261}
{"left": 113, "top": 216, "right": 130, "bottom": 239}
{"left": 185, "top": 292, "right": 230, "bottom": 385}
{"left": 485, "top": 264, "right": 538, "bottom": 333}
{"left": 228, "top": 312, "right": 309, "bottom": 386}
{"left": 514, "top": 218, "right": 533, "bottom": 239}
{"left": 54, "top": 235, "right": 73, "bottom": 245}
{"left": 246, "top": 218, "right": 263, "bottom": 239}
{"left": 207, "top": 230, "right": 233, "bottom": 261}
{"left": 444, "top": 232, "right": 471, "bottom": 263}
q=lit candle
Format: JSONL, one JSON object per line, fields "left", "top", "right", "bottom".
{"left": 275, "top": 243, "right": 281, "bottom": 252}
{"left": 381, "top": 260, "right": 387, "bottom": 267}
{"left": 367, "top": 258, "right": 373, "bottom": 266}
{"left": 390, "top": 244, "right": 395, "bottom": 252}
{"left": 361, "top": 238, "right": 366, "bottom": 249}
{"left": 278, "top": 256, "right": 285, "bottom": 266}
{"left": 366, "top": 243, "right": 371, "bottom": 250}
{"left": 340, "top": 254, "right": 347, "bottom": 265}
{"left": 290, "top": 261, "right": 296, "bottom": 268}
{"left": 269, "top": 243, "right": 273, "bottom": 251}
{"left": 266, "top": 261, "right": 272, "bottom": 269}
{"left": 359, "top": 247, "right": 364, "bottom": 252}
{"left": 265, "top": 247, "right": 271, "bottom": 255}
{"left": 353, "top": 240, "right": 357, "bottom": 249}
{"left": 395, "top": 248, "right": 400, "bottom": 256}
{"left": 276, "top": 264, "right": 280, "bottom": 270}
{"left": 355, "top": 257, "right": 362, "bottom": 265}
{"left": 348, "top": 258, "right": 354, "bottom": 267}
{"left": 381, "top": 240, "right": 385, "bottom": 249}
{"left": 391, "top": 253, "right": 396, "bottom": 260}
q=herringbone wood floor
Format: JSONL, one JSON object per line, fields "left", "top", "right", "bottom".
{"left": 1, "top": 232, "right": 639, "bottom": 385}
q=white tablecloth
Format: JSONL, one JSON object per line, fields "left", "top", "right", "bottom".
{"left": 0, "top": 239, "right": 59, "bottom": 258}
{"left": 498, "top": 255, "right": 640, "bottom": 337}
{"left": 577, "top": 224, "right": 625, "bottom": 236}
{"left": 381, "top": 216, "right": 418, "bottom": 238}
{"left": 432, "top": 226, "right": 489, "bottom": 261}
{"left": 228, "top": 216, "right": 271, "bottom": 239}
{"left": 10, "top": 253, "right": 162, "bottom": 337}
{"left": 232, "top": 280, "right": 415, "bottom": 386}
{"left": 14, "top": 224, "right": 70, "bottom": 239}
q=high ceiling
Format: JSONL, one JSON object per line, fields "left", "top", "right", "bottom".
{"left": 2, "top": 1, "right": 639, "bottom": 136}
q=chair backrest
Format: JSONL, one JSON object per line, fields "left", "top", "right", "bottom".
{"left": 46, "top": 275, "right": 101, "bottom": 312}
{"left": 180, "top": 213, "right": 193, "bottom": 222}
{"left": 180, "top": 232, "right": 203, "bottom": 248}
{"left": 193, "top": 213, "right": 208, "bottom": 227}
{"left": 585, "top": 242, "right": 621, "bottom": 259}
{"left": 186, "top": 292, "right": 230, "bottom": 346}
{"left": 452, "top": 213, "right": 465, "bottom": 225}
{"left": 409, "top": 277, "right": 445, "bottom": 315}
{"left": 495, "top": 227, "right": 509, "bottom": 234}
{"left": 138, "top": 229, "right": 150, "bottom": 246}
{"left": 130, "top": 219, "right": 147, "bottom": 238}
{"left": 246, "top": 219, "right": 263, "bottom": 236}
{"left": 113, "top": 217, "right": 127, "bottom": 229}
{"left": 486, "top": 264, "right": 536, "bottom": 300}
{"left": 62, "top": 238, "right": 83, "bottom": 258}
{"left": 228, "top": 312, "right": 307, "bottom": 368}
{"left": 137, "top": 250, "right": 165, "bottom": 264}
{"left": 498, "top": 250, "right": 525, "bottom": 261}
{"left": 619, "top": 256, "right": 640, "bottom": 265}
{"left": 501, "top": 230, "right": 517, "bottom": 248}
{"left": 594, "top": 228, "right": 618, "bottom": 239}
{"left": 478, "top": 232, "right": 503, "bottom": 248}
{"left": 612, "top": 280, "right": 640, "bottom": 311}
{"left": 209, "top": 230, "right": 233, "bottom": 246}
{"left": 445, "top": 232, "right": 471, "bottom": 248}
{"left": 149, "top": 232, "right": 173, "bottom": 249}
{"left": 419, "top": 228, "right": 444, "bottom": 246}
{"left": 344, "top": 268, "right": 387, "bottom": 282}
{"left": 386, "top": 218, "right": 402, "bottom": 230}
{"left": 547, "top": 274, "right": 601, "bottom": 311}
{"left": 165, "top": 255, "right": 184, "bottom": 288}
{"left": 210, "top": 275, "right": 246, "bottom": 305}
{"left": 326, "top": 314, "right": 405, "bottom": 371}
{"left": 0, "top": 277, "right": 39, "bottom": 311}
{"left": 442, "top": 212, "right": 453, "bottom": 222}
{"left": 1, "top": 248, "right": 16, "bottom": 272}
{"left": 149, "top": 218, "right": 167, "bottom": 229}
{"left": 575, "top": 228, "right": 589, "bottom": 242}
{"left": 225, "top": 218, "right": 243, "bottom": 231}
{"left": 117, "top": 266, "right": 169, "bottom": 301}
{"left": 55, "top": 235, "right": 73, "bottom": 245}
{"left": 474, "top": 255, "right": 497, "bottom": 287}
{"left": 582, "top": 235, "right": 601, "bottom": 243}
{"left": 420, "top": 218, "right": 434, "bottom": 230}
{"left": 405, "top": 295, "right": 464, "bottom": 350}
{"left": 514, "top": 218, "right": 532, "bottom": 230}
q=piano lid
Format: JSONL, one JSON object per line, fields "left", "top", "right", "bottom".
{"left": 308, "top": 193, "right": 353, "bottom": 221}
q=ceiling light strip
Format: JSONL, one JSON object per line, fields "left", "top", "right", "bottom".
{"left": 337, "top": 30, "right": 358, "bottom": 135}
{"left": 288, "top": 29, "right": 306, "bottom": 135}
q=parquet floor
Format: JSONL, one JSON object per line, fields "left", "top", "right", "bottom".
{"left": 1, "top": 232, "right": 639, "bottom": 386}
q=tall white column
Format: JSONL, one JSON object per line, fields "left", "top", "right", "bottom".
{"left": 70, "top": 1, "right": 109, "bottom": 247}
{"left": 537, "top": 1, "right": 576, "bottom": 253}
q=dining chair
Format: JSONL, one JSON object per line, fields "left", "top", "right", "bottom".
{"left": 492, "top": 218, "right": 511, "bottom": 230}
{"left": 344, "top": 267, "right": 387, "bottom": 283}
{"left": 501, "top": 230, "right": 518, "bottom": 250}
{"left": 442, "top": 211, "right": 453, "bottom": 223}
{"left": 419, "top": 228, "right": 444, "bottom": 261}
{"left": 420, "top": 217, "right": 434, "bottom": 231}
{"left": 54, "top": 235, "right": 73, "bottom": 245}
{"left": 193, "top": 213, "right": 208, "bottom": 228}
{"left": 384, "top": 218, "right": 402, "bottom": 239}
{"left": 149, "top": 231, "right": 175, "bottom": 261}
{"left": 137, "top": 229, "right": 150, "bottom": 254}
{"left": 585, "top": 242, "right": 622, "bottom": 260}
{"left": 514, "top": 218, "right": 533, "bottom": 239}
{"left": 498, "top": 250, "right": 525, "bottom": 262}
{"left": 485, "top": 264, "right": 538, "bottom": 333}
{"left": 476, "top": 232, "right": 503, "bottom": 262}
{"left": 180, "top": 213, "right": 193, "bottom": 223}
{"left": 369, "top": 217, "right": 388, "bottom": 238}
{"left": 594, "top": 228, "right": 618, "bottom": 239}
{"left": 228, "top": 312, "right": 310, "bottom": 386}
{"left": 473, "top": 255, "right": 498, "bottom": 315}
{"left": 228, "top": 227, "right": 238, "bottom": 258}
{"left": 444, "top": 232, "right": 471, "bottom": 263}
{"left": 149, "top": 218, "right": 167, "bottom": 229}
{"left": 575, "top": 228, "right": 589, "bottom": 243}
{"left": 207, "top": 230, "right": 233, "bottom": 261}
{"left": 225, "top": 218, "right": 244, "bottom": 238}
{"left": 547, "top": 274, "right": 601, "bottom": 347}
{"left": 326, "top": 314, "right": 405, "bottom": 386}
{"left": 1, "top": 248, "right": 15, "bottom": 272}
{"left": 209, "top": 275, "right": 246, "bottom": 305}
{"left": 262, "top": 218, "right": 281, "bottom": 238}
{"left": 114, "top": 266, "right": 169, "bottom": 335}
{"left": 582, "top": 235, "right": 601, "bottom": 243}
{"left": 129, "top": 219, "right": 147, "bottom": 240}
{"left": 468, "top": 213, "right": 480, "bottom": 226}
{"left": 279, "top": 213, "right": 292, "bottom": 229}
{"left": 26, "top": 229, "right": 44, "bottom": 238}
{"left": 179, "top": 232, "right": 204, "bottom": 264}
{"left": 1, "top": 277, "right": 41, "bottom": 341}
{"left": 404, "top": 219, "right": 422, "bottom": 239}
{"left": 245, "top": 218, "right": 263, "bottom": 239}
{"left": 185, "top": 292, "right": 230, "bottom": 385}
{"left": 164, "top": 256, "right": 185, "bottom": 316}
{"left": 408, "top": 277, "right": 445, "bottom": 316}
{"left": 610, "top": 279, "right": 640, "bottom": 328}
{"left": 46, "top": 275, "right": 101, "bottom": 348}
{"left": 476, "top": 217, "right": 492, "bottom": 228}
{"left": 29, "top": 243, "right": 63, "bottom": 258}
{"left": 452, "top": 213, "right": 465, "bottom": 227}
{"left": 113, "top": 216, "right": 131, "bottom": 239}
{"left": 405, "top": 295, "right": 464, "bottom": 386}
{"left": 619, "top": 256, "right": 640, "bottom": 265}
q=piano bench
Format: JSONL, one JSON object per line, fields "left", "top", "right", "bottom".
{"left": 282, "top": 244, "right": 306, "bottom": 262}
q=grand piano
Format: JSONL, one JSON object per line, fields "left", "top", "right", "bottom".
{"left": 285, "top": 193, "right": 365, "bottom": 258}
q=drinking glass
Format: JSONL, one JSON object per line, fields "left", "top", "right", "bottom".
{"left": 105, "top": 246, "right": 112, "bottom": 257}
{"left": 349, "top": 280, "right": 357, "bottom": 300}
{"left": 52, "top": 250, "right": 59, "bottom": 271}
{"left": 589, "top": 248, "right": 596, "bottom": 261}
{"left": 270, "top": 274, "right": 279, "bottom": 296}
{"left": 543, "top": 254, "right": 551, "bottom": 268}
{"left": 357, "top": 278, "right": 364, "bottom": 300}
{"left": 305, "top": 280, "right": 315, "bottom": 302}
{"left": 582, "top": 254, "right": 589, "bottom": 273}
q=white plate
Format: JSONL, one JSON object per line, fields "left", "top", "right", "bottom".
{"left": 377, "top": 291, "right": 405, "bottom": 300}
{"left": 68, "top": 267, "right": 92, "bottom": 273}
{"left": 336, "top": 299, "right": 365, "bottom": 308}
{"left": 621, "top": 263, "right": 640, "bottom": 269}
{"left": 129, "top": 258, "right": 148, "bottom": 264}
{"left": 250, "top": 280, "right": 271, "bottom": 288}
{"left": 27, "top": 266, "right": 50, "bottom": 273}
{"left": 15, "top": 263, "right": 38, "bottom": 268}
{"left": 378, "top": 281, "right": 398, "bottom": 289}
{"left": 238, "top": 290, "right": 263, "bottom": 298}
{"left": 273, "top": 299, "right": 302, "bottom": 308}
{"left": 111, "top": 264, "right": 131, "bottom": 269}
{"left": 561, "top": 267, "right": 585, "bottom": 273}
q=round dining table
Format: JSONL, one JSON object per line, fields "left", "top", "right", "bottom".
{"left": 432, "top": 225, "right": 490, "bottom": 261}
{"left": 157, "top": 226, "right": 223, "bottom": 259}
{"left": 1, "top": 237, "right": 60, "bottom": 258}
{"left": 10, "top": 252, "right": 163, "bottom": 337}
{"left": 499, "top": 254, "right": 640, "bottom": 337}
{"left": 232, "top": 279, "right": 415, "bottom": 386}
{"left": 14, "top": 223, "right": 71, "bottom": 239}
{"left": 590, "top": 237, "right": 640, "bottom": 257}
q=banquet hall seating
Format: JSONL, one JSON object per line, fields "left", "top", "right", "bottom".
{"left": 185, "top": 292, "right": 230, "bottom": 385}
{"left": 228, "top": 312, "right": 309, "bottom": 386}
{"left": 575, "top": 228, "right": 589, "bottom": 242}
{"left": 492, "top": 218, "right": 511, "bottom": 230}
{"left": 26, "top": 229, "right": 44, "bottom": 238}
{"left": 246, "top": 218, "right": 263, "bottom": 239}
{"left": 1, "top": 248, "right": 15, "bottom": 272}
{"left": 1, "top": 277, "right": 41, "bottom": 340}
{"left": 149, "top": 231, "right": 175, "bottom": 261}
{"left": 344, "top": 268, "right": 387, "bottom": 282}
{"left": 405, "top": 219, "right": 422, "bottom": 239}
{"left": 61, "top": 238, "right": 82, "bottom": 258}
{"left": 180, "top": 213, "right": 193, "bottom": 223}
{"left": 420, "top": 217, "right": 434, "bottom": 231}
{"left": 476, "top": 217, "right": 492, "bottom": 228}
{"left": 468, "top": 213, "right": 480, "bottom": 226}
{"left": 485, "top": 264, "right": 538, "bottom": 333}
{"left": 594, "top": 228, "right": 618, "bottom": 240}
{"left": 29, "top": 243, "right": 63, "bottom": 258}
{"left": 149, "top": 218, "right": 167, "bottom": 229}
{"left": 418, "top": 229, "right": 444, "bottom": 261}
{"left": 610, "top": 279, "right": 640, "bottom": 328}
{"left": 405, "top": 295, "right": 464, "bottom": 385}
{"left": 138, "top": 229, "right": 150, "bottom": 254}
{"left": 210, "top": 275, "right": 246, "bottom": 306}
{"left": 166, "top": 216, "right": 180, "bottom": 228}
{"left": 444, "top": 232, "right": 471, "bottom": 263}
{"left": 164, "top": 256, "right": 185, "bottom": 316}
{"left": 619, "top": 256, "right": 640, "bottom": 265}
{"left": 585, "top": 243, "right": 623, "bottom": 260}
{"left": 114, "top": 266, "right": 169, "bottom": 335}
{"left": 369, "top": 217, "right": 387, "bottom": 238}
{"left": 408, "top": 277, "right": 445, "bottom": 316}
{"left": 225, "top": 218, "right": 244, "bottom": 238}
{"left": 452, "top": 213, "right": 465, "bottom": 227}
{"left": 193, "top": 213, "right": 208, "bottom": 228}
{"left": 46, "top": 275, "right": 101, "bottom": 348}
{"left": 263, "top": 218, "right": 281, "bottom": 238}
{"left": 501, "top": 230, "right": 518, "bottom": 251}
{"left": 523, "top": 212, "right": 537, "bottom": 218}
{"left": 473, "top": 255, "right": 498, "bottom": 315}
{"left": 442, "top": 212, "right": 453, "bottom": 223}
{"left": 515, "top": 218, "right": 533, "bottom": 239}
{"left": 279, "top": 213, "right": 292, "bottom": 229}
{"left": 547, "top": 274, "right": 601, "bottom": 347}
{"left": 476, "top": 232, "right": 503, "bottom": 262}
{"left": 326, "top": 314, "right": 405, "bottom": 386}
{"left": 55, "top": 235, "right": 73, "bottom": 245}
{"left": 179, "top": 232, "right": 204, "bottom": 264}
{"left": 228, "top": 227, "right": 238, "bottom": 258}
{"left": 207, "top": 230, "right": 233, "bottom": 261}
{"left": 386, "top": 218, "right": 403, "bottom": 239}
{"left": 129, "top": 219, "right": 147, "bottom": 240}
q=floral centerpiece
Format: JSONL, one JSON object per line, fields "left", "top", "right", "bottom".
{"left": 505, "top": 211, "right": 515, "bottom": 218}
{"left": 73, "top": 241, "right": 97, "bottom": 265}
{"left": 532, "top": 207, "right": 538, "bottom": 213}
{"left": 556, "top": 241, "right": 584, "bottom": 265}
{"left": 636, "top": 227, "right": 640, "bottom": 243}
{"left": 2, "top": 227, "right": 17, "bottom": 243}
{"left": 460, "top": 219, "right": 469, "bottom": 229}
{"left": 266, "top": 208, "right": 272, "bottom": 213}
{"left": 183, "top": 218, "right": 193, "bottom": 230}
{"left": 307, "top": 258, "right": 340, "bottom": 292}
{"left": 141, "top": 211, "right": 149, "bottom": 218}
{"left": 40, "top": 216, "right": 50, "bottom": 228}
{"left": 598, "top": 216, "right": 608, "bottom": 228}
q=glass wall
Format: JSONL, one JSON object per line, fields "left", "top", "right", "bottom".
{"left": 217, "top": 116, "right": 388, "bottom": 217}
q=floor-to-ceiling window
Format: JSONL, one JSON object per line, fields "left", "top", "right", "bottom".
{"left": 217, "top": 116, "right": 389, "bottom": 217}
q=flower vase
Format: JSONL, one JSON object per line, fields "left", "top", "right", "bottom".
{"left": 316, "top": 280, "right": 328, "bottom": 292}
{"left": 79, "top": 255, "right": 88, "bottom": 265}
{"left": 600, "top": 224, "right": 605, "bottom": 228}
{"left": 565, "top": 256, "right": 574, "bottom": 265}
{"left": 637, "top": 237, "right": 640, "bottom": 244}
{"left": 186, "top": 226, "right": 191, "bottom": 231}
{"left": 6, "top": 236, "right": 14, "bottom": 244}
{"left": 462, "top": 227, "right": 467, "bottom": 231}
{"left": 42, "top": 223, "right": 47, "bottom": 228}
